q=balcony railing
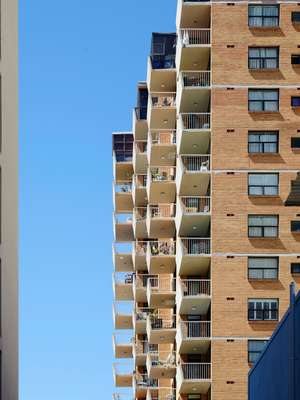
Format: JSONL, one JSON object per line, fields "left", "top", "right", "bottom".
{"left": 150, "top": 167, "right": 176, "bottom": 182}
{"left": 179, "top": 29, "right": 211, "bottom": 46}
{"left": 135, "top": 274, "right": 155, "bottom": 288}
{"left": 148, "top": 240, "right": 176, "bottom": 256}
{"left": 135, "top": 307, "right": 155, "bottom": 322}
{"left": 135, "top": 340, "right": 158, "bottom": 355}
{"left": 180, "top": 279, "right": 211, "bottom": 296}
{"left": 180, "top": 321, "right": 211, "bottom": 338}
{"left": 181, "top": 238, "right": 211, "bottom": 255}
{"left": 181, "top": 155, "right": 210, "bottom": 172}
{"left": 134, "top": 174, "right": 147, "bottom": 188}
{"left": 148, "top": 276, "right": 176, "bottom": 292}
{"left": 149, "top": 315, "right": 176, "bottom": 330}
{"left": 115, "top": 182, "right": 132, "bottom": 193}
{"left": 134, "top": 374, "right": 158, "bottom": 389}
{"left": 148, "top": 204, "right": 176, "bottom": 218}
{"left": 181, "top": 71, "right": 211, "bottom": 88}
{"left": 134, "top": 241, "right": 148, "bottom": 256}
{"left": 151, "top": 93, "right": 176, "bottom": 108}
{"left": 135, "top": 106, "right": 148, "bottom": 120}
{"left": 148, "top": 351, "right": 176, "bottom": 367}
{"left": 180, "top": 196, "right": 210, "bottom": 213}
{"left": 134, "top": 207, "right": 147, "bottom": 221}
{"left": 181, "top": 113, "right": 210, "bottom": 130}
{"left": 181, "top": 363, "right": 211, "bottom": 380}
{"left": 151, "top": 131, "right": 176, "bottom": 145}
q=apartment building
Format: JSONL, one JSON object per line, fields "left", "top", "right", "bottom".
{"left": 0, "top": 1, "right": 18, "bottom": 399}
{"left": 112, "top": 2, "right": 300, "bottom": 400}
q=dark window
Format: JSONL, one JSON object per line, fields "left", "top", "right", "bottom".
{"left": 291, "top": 221, "right": 300, "bottom": 233}
{"left": 291, "top": 137, "right": 300, "bottom": 149}
{"left": 291, "top": 263, "right": 300, "bottom": 274}
{"left": 291, "top": 97, "right": 300, "bottom": 107}
{"left": 291, "top": 55, "right": 300, "bottom": 65}
{"left": 249, "top": 5, "right": 280, "bottom": 28}
{"left": 249, "top": 89, "right": 279, "bottom": 112}
{"left": 248, "top": 340, "right": 268, "bottom": 363}
{"left": 292, "top": 11, "right": 300, "bottom": 23}
{"left": 248, "top": 215, "right": 278, "bottom": 238}
{"left": 248, "top": 257, "right": 279, "bottom": 280}
{"left": 248, "top": 173, "right": 279, "bottom": 196}
{"left": 248, "top": 131, "right": 278, "bottom": 153}
{"left": 248, "top": 299, "right": 279, "bottom": 321}
{"left": 249, "top": 47, "right": 279, "bottom": 70}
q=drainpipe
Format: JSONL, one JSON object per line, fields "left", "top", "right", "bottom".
{"left": 289, "top": 282, "right": 296, "bottom": 400}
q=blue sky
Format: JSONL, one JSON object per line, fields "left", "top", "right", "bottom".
{"left": 20, "top": 1, "right": 176, "bottom": 399}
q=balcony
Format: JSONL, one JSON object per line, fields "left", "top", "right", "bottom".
{"left": 147, "top": 56, "right": 176, "bottom": 93}
{"left": 113, "top": 149, "right": 134, "bottom": 182}
{"left": 113, "top": 332, "right": 133, "bottom": 359}
{"left": 132, "top": 207, "right": 148, "bottom": 239}
{"left": 113, "top": 302, "right": 133, "bottom": 330}
{"left": 113, "top": 242, "right": 133, "bottom": 272}
{"left": 177, "top": 72, "right": 211, "bottom": 113}
{"left": 147, "top": 276, "right": 176, "bottom": 308}
{"left": 146, "top": 388, "right": 176, "bottom": 400}
{"left": 113, "top": 363, "right": 133, "bottom": 387}
{"left": 113, "top": 272, "right": 134, "bottom": 301}
{"left": 133, "top": 274, "right": 151, "bottom": 303}
{"left": 132, "top": 174, "right": 148, "bottom": 207}
{"left": 176, "top": 155, "right": 210, "bottom": 197}
{"left": 147, "top": 92, "right": 176, "bottom": 130}
{"left": 176, "top": 197, "right": 210, "bottom": 236}
{"left": 133, "top": 107, "right": 148, "bottom": 141}
{"left": 177, "top": 113, "right": 210, "bottom": 155}
{"left": 176, "top": 363, "right": 211, "bottom": 394}
{"left": 146, "top": 351, "right": 176, "bottom": 379}
{"left": 133, "top": 340, "right": 158, "bottom": 366}
{"left": 134, "top": 307, "right": 155, "bottom": 334}
{"left": 176, "top": 238, "right": 211, "bottom": 275}
{"left": 177, "top": 279, "right": 211, "bottom": 315}
{"left": 132, "top": 241, "right": 148, "bottom": 271}
{"left": 146, "top": 240, "right": 176, "bottom": 274}
{"left": 146, "top": 204, "right": 176, "bottom": 238}
{"left": 133, "top": 141, "right": 148, "bottom": 174}
{"left": 113, "top": 213, "right": 134, "bottom": 242}
{"left": 133, "top": 373, "right": 159, "bottom": 397}
{"left": 114, "top": 181, "right": 133, "bottom": 213}
{"left": 146, "top": 314, "right": 176, "bottom": 344}
{"left": 177, "top": 321, "right": 211, "bottom": 353}
{"left": 176, "top": 0, "right": 211, "bottom": 30}
{"left": 147, "top": 166, "right": 176, "bottom": 203}
{"left": 176, "top": 29, "right": 211, "bottom": 71}
{"left": 147, "top": 131, "right": 176, "bottom": 166}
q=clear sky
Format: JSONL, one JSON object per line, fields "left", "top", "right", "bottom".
{"left": 20, "top": 1, "right": 176, "bottom": 399}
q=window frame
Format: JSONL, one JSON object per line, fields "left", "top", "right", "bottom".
{"left": 291, "top": 96, "right": 300, "bottom": 108}
{"left": 248, "top": 215, "right": 279, "bottom": 238}
{"left": 292, "top": 11, "right": 300, "bottom": 24}
{"left": 248, "top": 47, "right": 279, "bottom": 70}
{"left": 248, "top": 173, "right": 279, "bottom": 196}
{"left": 248, "top": 340, "right": 268, "bottom": 364}
{"left": 248, "top": 5, "right": 280, "bottom": 28}
{"left": 291, "top": 137, "right": 300, "bottom": 149}
{"left": 248, "top": 298, "right": 279, "bottom": 321}
{"left": 291, "top": 263, "right": 300, "bottom": 275}
{"left": 248, "top": 131, "right": 279, "bottom": 154}
{"left": 291, "top": 221, "right": 300, "bottom": 233}
{"left": 248, "top": 257, "right": 279, "bottom": 281}
{"left": 248, "top": 89, "right": 279, "bottom": 113}
{"left": 291, "top": 54, "right": 300, "bottom": 66}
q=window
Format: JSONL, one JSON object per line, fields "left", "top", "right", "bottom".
{"left": 292, "top": 11, "right": 300, "bottom": 23}
{"left": 291, "top": 55, "right": 300, "bottom": 65}
{"left": 248, "top": 215, "right": 278, "bottom": 238}
{"left": 248, "top": 257, "right": 279, "bottom": 280}
{"left": 249, "top": 5, "right": 280, "bottom": 28}
{"left": 248, "top": 299, "right": 279, "bottom": 321}
{"left": 248, "top": 131, "right": 278, "bottom": 153}
{"left": 249, "top": 89, "right": 279, "bottom": 112}
{"left": 248, "top": 173, "right": 279, "bottom": 196}
{"left": 291, "top": 221, "right": 300, "bottom": 233}
{"left": 249, "top": 47, "right": 279, "bottom": 70}
{"left": 291, "top": 97, "right": 300, "bottom": 108}
{"left": 248, "top": 340, "right": 268, "bottom": 363}
{"left": 291, "top": 137, "right": 300, "bottom": 149}
{"left": 291, "top": 263, "right": 300, "bottom": 274}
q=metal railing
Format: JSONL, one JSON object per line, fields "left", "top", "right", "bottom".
{"left": 150, "top": 315, "right": 176, "bottom": 330}
{"left": 150, "top": 167, "right": 176, "bottom": 182}
{"left": 148, "top": 276, "right": 176, "bottom": 292}
{"left": 181, "top": 113, "right": 210, "bottom": 130}
{"left": 134, "top": 241, "right": 148, "bottom": 256}
{"left": 148, "top": 240, "right": 176, "bottom": 256}
{"left": 179, "top": 29, "right": 211, "bottom": 46}
{"left": 180, "top": 196, "right": 210, "bottom": 213}
{"left": 151, "top": 92, "right": 176, "bottom": 108}
{"left": 134, "top": 207, "right": 147, "bottom": 221}
{"left": 135, "top": 307, "right": 155, "bottom": 322}
{"left": 135, "top": 340, "right": 158, "bottom": 354}
{"left": 181, "top": 71, "right": 211, "bottom": 87}
{"left": 134, "top": 373, "right": 158, "bottom": 388}
{"left": 180, "top": 279, "right": 211, "bottom": 296}
{"left": 181, "top": 363, "right": 211, "bottom": 380}
{"left": 148, "top": 351, "right": 176, "bottom": 366}
{"left": 135, "top": 274, "right": 156, "bottom": 288}
{"left": 180, "top": 321, "right": 211, "bottom": 338}
{"left": 181, "top": 155, "right": 210, "bottom": 171}
{"left": 151, "top": 131, "right": 176, "bottom": 145}
{"left": 181, "top": 238, "right": 211, "bottom": 255}
{"left": 148, "top": 204, "right": 176, "bottom": 218}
